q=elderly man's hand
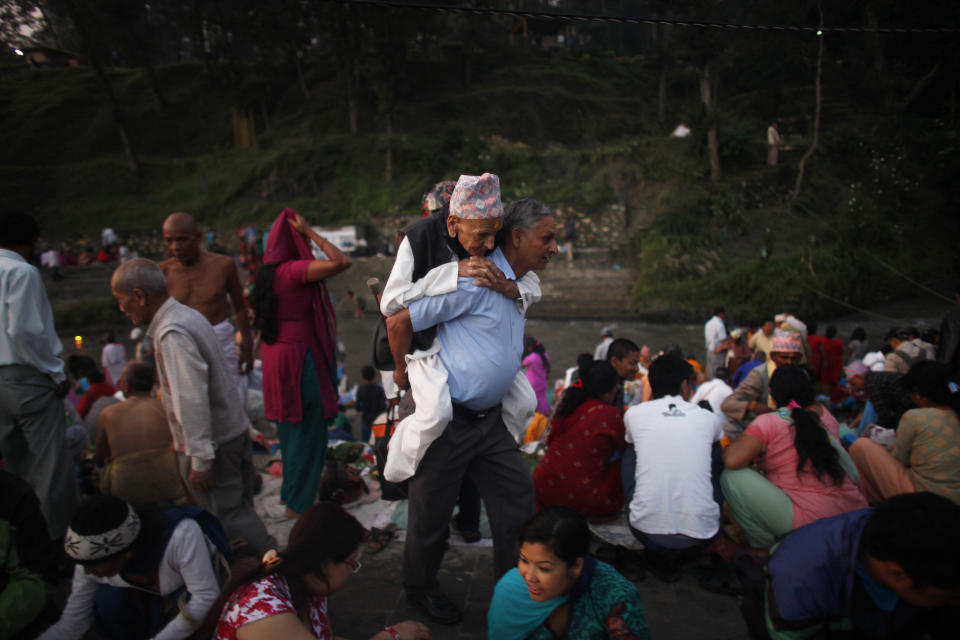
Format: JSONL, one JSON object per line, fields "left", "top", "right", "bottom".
{"left": 393, "top": 368, "right": 409, "bottom": 391}
{"left": 458, "top": 257, "right": 519, "bottom": 300}
{"left": 189, "top": 468, "right": 215, "bottom": 492}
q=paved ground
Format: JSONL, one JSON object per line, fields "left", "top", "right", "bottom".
{"left": 326, "top": 540, "right": 749, "bottom": 640}
{"left": 252, "top": 444, "right": 750, "bottom": 640}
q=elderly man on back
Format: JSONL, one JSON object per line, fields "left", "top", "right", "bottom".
{"left": 110, "top": 258, "right": 274, "bottom": 554}
{"left": 386, "top": 188, "right": 559, "bottom": 624}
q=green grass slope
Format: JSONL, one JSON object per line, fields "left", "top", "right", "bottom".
{"left": 1, "top": 49, "right": 956, "bottom": 318}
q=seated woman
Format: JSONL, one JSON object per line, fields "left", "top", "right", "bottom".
{"left": 487, "top": 506, "right": 650, "bottom": 640}
{"left": 721, "top": 365, "right": 867, "bottom": 549}
{"left": 850, "top": 360, "right": 960, "bottom": 505}
{"left": 533, "top": 359, "right": 627, "bottom": 519}
{"left": 38, "top": 495, "right": 225, "bottom": 640}
{"left": 203, "top": 502, "right": 431, "bottom": 640}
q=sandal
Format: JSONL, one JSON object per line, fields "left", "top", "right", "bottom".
{"left": 363, "top": 526, "right": 396, "bottom": 554}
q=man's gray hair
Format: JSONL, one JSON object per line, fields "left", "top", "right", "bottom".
{"left": 503, "top": 198, "right": 554, "bottom": 237}
{"left": 112, "top": 258, "right": 167, "bottom": 296}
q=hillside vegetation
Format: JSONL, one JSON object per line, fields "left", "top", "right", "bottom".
{"left": 2, "top": 17, "right": 957, "bottom": 319}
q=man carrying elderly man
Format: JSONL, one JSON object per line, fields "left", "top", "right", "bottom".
{"left": 721, "top": 329, "right": 805, "bottom": 440}
{"left": 385, "top": 174, "right": 559, "bottom": 623}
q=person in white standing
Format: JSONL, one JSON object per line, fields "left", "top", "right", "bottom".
{"left": 0, "top": 212, "right": 80, "bottom": 539}
{"left": 704, "top": 305, "right": 728, "bottom": 381}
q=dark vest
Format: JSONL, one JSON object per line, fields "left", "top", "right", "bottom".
{"left": 401, "top": 214, "right": 470, "bottom": 351}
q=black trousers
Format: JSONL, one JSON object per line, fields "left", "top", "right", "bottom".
{"left": 402, "top": 405, "right": 534, "bottom": 590}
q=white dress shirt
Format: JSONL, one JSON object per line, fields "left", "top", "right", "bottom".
{"left": 704, "top": 315, "right": 727, "bottom": 352}
{"left": 0, "top": 248, "right": 65, "bottom": 383}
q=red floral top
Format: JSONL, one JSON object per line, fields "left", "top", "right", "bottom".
{"left": 534, "top": 399, "right": 628, "bottom": 517}
{"left": 216, "top": 573, "right": 331, "bottom": 639}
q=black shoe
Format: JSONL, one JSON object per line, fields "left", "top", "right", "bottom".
{"left": 405, "top": 588, "right": 463, "bottom": 625}
{"left": 645, "top": 550, "right": 683, "bottom": 583}
{"left": 451, "top": 515, "right": 481, "bottom": 543}
{"left": 614, "top": 547, "right": 647, "bottom": 582}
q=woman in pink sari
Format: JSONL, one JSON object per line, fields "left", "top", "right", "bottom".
{"left": 253, "top": 209, "right": 351, "bottom": 517}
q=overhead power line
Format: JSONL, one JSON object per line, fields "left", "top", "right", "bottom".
{"left": 324, "top": 0, "right": 960, "bottom": 35}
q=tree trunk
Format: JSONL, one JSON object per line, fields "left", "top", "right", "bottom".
{"left": 791, "top": 15, "right": 825, "bottom": 205}
{"left": 295, "top": 54, "right": 309, "bottom": 98}
{"left": 865, "top": 1, "right": 891, "bottom": 106}
{"left": 656, "top": 21, "right": 666, "bottom": 128}
{"left": 192, "top": 0, "right": 210, "bottom": 76}
{"left": 144, "top": 62, "right": 166, "bottom": 113}
{"left": 384, "top": 110, "right": 393, "bottom": 183}
{"left": 348, "top": 83, "right": 358, "bottom": 134}
{"left": 62, "top": 0, "right": 139, "bottom": 176}
{"left": 699, "top": 62, "right": 720, "bottom": 184}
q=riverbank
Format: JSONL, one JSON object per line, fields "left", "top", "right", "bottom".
{"left": 47, "top": 257, "right": 952, "bottom": 391}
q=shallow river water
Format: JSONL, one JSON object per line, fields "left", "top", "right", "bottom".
{"left": 332, "top": 293, "right": 950, "bottom": 390}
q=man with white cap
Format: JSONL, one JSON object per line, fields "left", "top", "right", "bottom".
{"left": 386, "top": 177, "right": 559, "bottom": 623}
{"left": 721, "top": 329, "right": 806, "bottom": 440}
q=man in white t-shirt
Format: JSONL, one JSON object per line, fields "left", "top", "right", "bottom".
{"left": 624, "top": 354, "right": 724, "bottom": 582}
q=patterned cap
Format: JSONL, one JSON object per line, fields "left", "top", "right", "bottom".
{"left": 770, "top": 329, "right": 803, "bottom": 353}
{"left": 421, "top": 181, "right": 456, "bottom": 216}
{"left": 450, "top": 173, "right": 503, "bottom": 220}
{"left": 844, "top": 360, "right": 869, "bottom": 379}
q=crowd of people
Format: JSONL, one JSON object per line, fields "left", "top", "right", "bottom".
{"left": 2, "top": 170, "right": 960, "bottom": 640}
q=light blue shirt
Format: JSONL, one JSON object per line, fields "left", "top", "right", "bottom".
{"left": 409, "top": 247, "right": 524, "bottom": 410}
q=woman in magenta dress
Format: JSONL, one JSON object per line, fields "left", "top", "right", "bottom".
{"left": 253, "top": 209, "right": 351, "bottom": 517}
{"left": 534, "top": 359, "right": 627, "bottom": 519}
{"left": 522, "top": 336, "right": 551, "bottom": 415}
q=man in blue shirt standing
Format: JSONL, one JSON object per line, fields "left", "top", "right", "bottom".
{"left": 387, "top": 186, "right": 559, "bottom": 624}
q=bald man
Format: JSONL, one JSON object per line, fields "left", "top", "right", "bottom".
{"left": 110, "top": 258, "right": 274, "bottom": 553}
{"left": 159, "top": 212, "right": 252, "bottom": 403}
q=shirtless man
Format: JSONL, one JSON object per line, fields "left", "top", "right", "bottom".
{"left": 159, "top": 212, "right": 252, "bottom": 401}
{"left": 93, "top": 360, "right": 185, "bottom": 506}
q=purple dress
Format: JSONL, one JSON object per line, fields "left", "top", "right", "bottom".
{"left": 523, "top": 351, "right": 551, "bottom": 415}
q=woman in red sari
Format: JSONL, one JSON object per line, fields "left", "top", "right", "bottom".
{"left": 253, "top": 209, "right": 351, "bottom": 518}
{"left": 534, "top": 358, "right": 626, "bottom": 519}
{"left": 820, "top": 325, "right": 845, "bottom": 392}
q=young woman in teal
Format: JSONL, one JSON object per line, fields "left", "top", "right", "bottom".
{"left": 487, "top": 506, "right": 650, "bottom": 639}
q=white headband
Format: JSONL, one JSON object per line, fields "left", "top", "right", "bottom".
{"left": 64, "top": 503, "right": 141, "bottom": 562}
